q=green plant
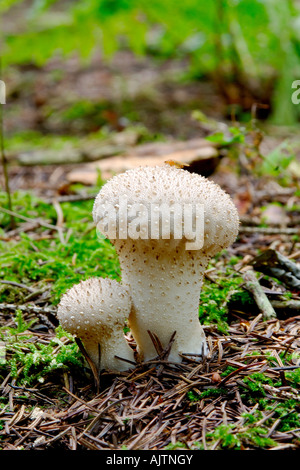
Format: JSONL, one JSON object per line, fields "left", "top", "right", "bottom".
{"left": 198, "top": 272, "right": 244, "bottom": 332}
{"left": 11, "top": 309, "right": 37, "bottom": 334}
{"left": 259, "top": 141, "right": 297, "bottom": 178}
{"left": 274, "top": 401, "right": 300, "bottom": 432}
{"left": 165, "top": 441, "right": 188, "bottom": 450}
{"left": 0, "top": 325, "right": 85, "bottom": 387}
{"left": 205, "top": 126, "right": 246, "bottom": 147}
{"left": 187, "top": 387, "right": 227, "bottom": 402}
{"left": 206, "top": 424, "right": 241, "bottom": 449}
{"left": 220, "top": 365, "right": 238, "bottom": 377}
{"left": 286, "top": 368, "right": 300, "bottom": 386}
{"left": 241, "top": 372, "right": 273, "bottom": 399}
{"left": 205, "top": 419, "right": 277, "bottom": 450}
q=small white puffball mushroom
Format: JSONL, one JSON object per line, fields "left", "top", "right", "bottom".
{"left": 93, "top": 165, "right": 239, "bottom": 363}
{"left": 57, "top": 277, "right": 135, "bottom": 372}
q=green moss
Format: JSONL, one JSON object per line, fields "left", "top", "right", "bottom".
{"left": 187, "top": 387, "right": 227, "bottom": 402}
{"left": 165, "top": 441, "right": 188, "bottom": 450}
{"left": 221, "top": 366, "right": 238, "bottom": 377}
{"left": 198, "top": 273, "right": 244, "bottom": 332}
{"left": 275, "top": 401, "right": 300, "bottom": 432}
{"left": 229, "top": 290, "right": 255, "bottom": 307}
{"left": 286, "top": 367, "right": 300, "bottom": 386}
{"left": 205, "top": 421, "right": 277, "bottom": 450}
{"left": 206, "top": 424, "right": 241, "bottom": 449}
{"left": 0, "top": 322, "right": 85, "bottom": 387}
{"left": 0, "top": 190, "right": 120, "bottom": 305}
{"left": 238, "top": 426, "right": 277, "bottom": 449}
{"left": 241, "top": 372, "right": 273, "bottom": 399}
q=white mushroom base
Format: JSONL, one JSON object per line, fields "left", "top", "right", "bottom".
{"left": 81, "top": 335, "right": 134, "bottom": 372}
{"left": 115, "top": 238, "right": 209, "bottom": 363}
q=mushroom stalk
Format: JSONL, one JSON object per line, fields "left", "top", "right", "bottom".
{"left": 115, "top": 238, "right": 209, "bottom": 362}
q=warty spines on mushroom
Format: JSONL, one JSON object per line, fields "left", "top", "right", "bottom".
{"left": 93, "top": 165, "right": 239, "bottom": 363}
{"left": 93, "top": 165, "right": 239, "bottom": 254}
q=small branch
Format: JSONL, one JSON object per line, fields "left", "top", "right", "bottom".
{"left": 239, "top": 226, "right": 300, "bottom": 235}
{"left": 270, "top": 300, "right": 300, "bottom": 311}
{"left": 0, "top": 61, "right": 15, "bottom": 229}
{"left": 44, "top": 194, "right": 97, "bottom": 204}
{"left": 242, "top": 270, "right": 277, "bottom": 319}
{"left": 8, "top": 384, "right": 55, "bottom": 404}
{"left": 271, "top": 365, "right": 300, "bottom": 371}
{"left": 251, "top": 249, "right": 300, "bottom": 290}
{"left": 0, "top": 206, "right": 65, "bottom": 235}
{"left": 0, "top": 303, "right": 56, "bottom": 315}
{"left": 52, "top": 199, "right": 64, "bottom": 228}
{"left": 0, "top": 280, "right": 35, "bottom": 293}
{"left": 114, "top": 355, "right": 136, "bottom": 366}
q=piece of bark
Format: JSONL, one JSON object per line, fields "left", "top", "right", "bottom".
{"left": 242, "top": 270, "right": 277, "bottom": 319}
{"left": 67, "top": 145, "right": 219, "bottom": 184}
{"left": 270, "top": 299, "right": 300, "bottom": 312}
{"left": 16, "top": 144, "right": 125, "bottom": 166}
{"left": 251, "top": 249, "right": 300, "bottom": 291}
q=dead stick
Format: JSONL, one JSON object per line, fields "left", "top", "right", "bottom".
{"left": 0, "top": 280, "right": 35, "bottom": 293}
{"left": 251, "top": 249, "right": 300, "bottom": 290}
{"left": 0, "top": 206, "right": 65, "bottom": 233}
{"left": 0, "top": 303, "right": 56, "bottom": 314}
{"left": 242, "top": 271, "right": 277, "bottom": 319}
{"left": 239, "top": 226, "right": 300, "bottom": 235}
{"left": 270, "top": 300, "right": 300, "bottom": 311}
{"left": 0, "top": 62, "right": 15, "bottom": 229}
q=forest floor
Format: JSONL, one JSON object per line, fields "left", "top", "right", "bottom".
{"left": 0, "top": 51, "right": 300, "bottom": 451}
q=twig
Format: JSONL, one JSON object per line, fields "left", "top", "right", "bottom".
{"left": 44, "top": 194, "right": 97, "bottom": 204}
{"left": 0, "top": 206, "right": 65, "bottom": 234}
{"left": 52, "top": 198, "right": 66, "bottom": 244}
{"left": 4, "top": 221, "right": 41, "bottom": 238}
{"left": 271, "top": 365, "right": 300, "bottom": 371}
{"left": 242, "top": 270, "right": 277, "bottom": 319}
{"left": 53, "top": 200, "right": 64, "bottom": 227}
{"left": 8, "top": 384, "right": 55, "bottom": 405}
{"left": 0, "top": 60, "right": 15, "bottom": 229}
{"left": 75, "top": 337, "right": 100, "bottom": 393}
{"left": 251, "top": 249, "right": 300, "bottom": 290}
{"left": 114, "top": 355, "right": 136, "bottom": 366}
{"left": 0, "top": 280, "right": 35, "bottom": 293}
{"left": 287, "top": 250, "right": 300, "bottom": 260}
{"left": 218, "top": 360, "right": 268, "bottom": 386}
{"left": 271, "top": 300, "right": 300, "bottom": 311}
{"left": 147, "top": 330, "right": 164, "bottom": 355}
{"left": 0, "top": 303, "right": 56, "bottom": 314}
{"left": 239, "top": 226, "right": 300, "bottom": 235}
{"left": 44, "top": 426, "right": 72, "bottom": 446}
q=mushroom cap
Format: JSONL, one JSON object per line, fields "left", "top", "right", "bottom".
{"left": 57, "top": 277, "right": 131, "bottom": 340}
{"left": 93, "top": 165, "right": 239, "bottom": 254}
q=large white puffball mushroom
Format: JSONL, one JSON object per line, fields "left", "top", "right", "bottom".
{"left": 93, "top": 165, "right": 239, "bottom": 363}
{"left": 57, "top": 277, "right": 135, "bottom": 372}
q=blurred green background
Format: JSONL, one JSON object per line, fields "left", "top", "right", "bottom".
{"left": 1, "top": 0, "right": 300, "bottom": 149}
